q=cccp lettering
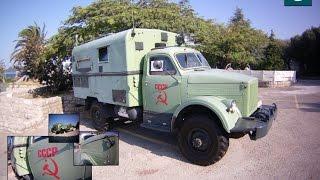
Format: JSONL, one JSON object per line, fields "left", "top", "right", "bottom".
{"left": 38, "top": 147, "right": 58, "bottom": 157}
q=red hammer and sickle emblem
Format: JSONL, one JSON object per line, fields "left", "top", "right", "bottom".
{"left": 156, "top": 91, "right": 168, "bottom": 105}
{"left": 42, "top": 158, "right": 60, "bottom": 180}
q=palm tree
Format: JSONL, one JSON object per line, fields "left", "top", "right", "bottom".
{"left": 11, "top": 23, "right": 46, "bottom": 79}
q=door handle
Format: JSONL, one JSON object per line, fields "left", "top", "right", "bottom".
{"left": 145, "top": 81, "right": 148, "bottom": 86}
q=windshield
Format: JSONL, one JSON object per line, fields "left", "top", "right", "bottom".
{"left": 175, "top": 52, "right": 211, "bottom": 69}
{"left": 196, "top": 53, "right": 211, "bottom": 67}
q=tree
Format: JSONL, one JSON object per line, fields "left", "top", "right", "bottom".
{"left": 230, "top": 7, "right": 250, "bottom": 27}
{"left": 11, "top": 23, "right": 46, "bottom": 80}
{"left": 285, "top": 26, "right": 320, "bottom": 75}
{"left": 217, "top": 8, "right": 269, "bottom": 69}
{"left": 262, "top": 30, "right": 285, "bottom": 70}
{"left": 39, "top": 55, "right": 72, "bottom": 92}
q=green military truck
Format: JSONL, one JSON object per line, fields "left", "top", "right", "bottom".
{"left": 51, "top": 123, "right": 76, "bottom": 134}
{"left": 72, "top": 28, "right": 277, "bottom": 166}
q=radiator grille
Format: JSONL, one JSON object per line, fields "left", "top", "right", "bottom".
{"left": 247, "top": 80, "right": 259, "bottom": 116}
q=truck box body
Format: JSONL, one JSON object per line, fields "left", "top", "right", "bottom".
{"left": 72, "top": 29, "right": 177, "bottom": 107}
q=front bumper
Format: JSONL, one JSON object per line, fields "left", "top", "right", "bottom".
{"left": 230, "top": 103, "right": 277, "bottom": 140}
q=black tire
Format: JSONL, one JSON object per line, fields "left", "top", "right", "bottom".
{"left": 178, "top": 114, "right": 229, "bottom": 166}
{"left": 90, "top": 101, "right": 109, "bottom": 131}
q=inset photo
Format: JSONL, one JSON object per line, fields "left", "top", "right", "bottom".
{"left": 7, "top": 136, "right": 92, "bottom": 180}
{"left": 74, "top": 131, "right": 119, "bottom": 166}
{"left": 48, "top": 114, "right": 80, "bottom": 143}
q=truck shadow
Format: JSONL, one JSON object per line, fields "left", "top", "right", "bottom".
{"left": 79, "top": 113, "right": 190, "bottom": 164}
{"left": 118, "top": 126, "right": 189, "bottom": 163}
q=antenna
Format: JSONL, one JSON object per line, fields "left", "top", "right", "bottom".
{"left": 75, "top": 34, "right": 79, "bottom": 46}
{"left": 131, "top": 7, "right": 136, "bottom": 37}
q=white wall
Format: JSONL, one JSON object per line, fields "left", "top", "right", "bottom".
{"left": 231, "top": 70, "right": 296, "bottom": 83}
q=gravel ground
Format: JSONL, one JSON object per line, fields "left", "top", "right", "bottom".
{"left": 2, "top": 80, "right": 320, "bottom": 180}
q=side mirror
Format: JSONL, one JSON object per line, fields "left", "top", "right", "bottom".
{"left": 151, "top": 60, "right": 164, "bottom": 71}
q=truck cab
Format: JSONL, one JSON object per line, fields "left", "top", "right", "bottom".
{"left": 72, "top": 28, "right": 277, "bottom": 166}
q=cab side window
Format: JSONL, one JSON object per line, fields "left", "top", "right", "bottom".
{"left": 84, "top": 135, "right": 94, "bottom": 140}
{"left": 33, "top": 136, "right": 47, "bottom": 143}
{"left": 149, "top": 55, "right": 176, "bottom": 75}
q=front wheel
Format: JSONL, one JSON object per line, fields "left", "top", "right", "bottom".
{"left": 178, "top": 114, "right": 229, "bottom": 166}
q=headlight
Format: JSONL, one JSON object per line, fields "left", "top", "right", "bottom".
{"left": 257, "top": 100, "right": 262, "bottom": 108}
{"left": 226, "top": 100, "right": 237, "bottom": 113}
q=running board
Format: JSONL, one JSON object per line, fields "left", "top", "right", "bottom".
{"left": 140, "top": 122, "right": 170, "bottom": 133}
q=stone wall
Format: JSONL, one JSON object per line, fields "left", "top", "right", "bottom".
{"left": 61, "top": 95, "right": 85, "bottom": 113}
{"left": 0, "top": 92, "right": 84, "bottom": 133}
{"left": 258, "top": 81, "right": 294, "bottom": 88}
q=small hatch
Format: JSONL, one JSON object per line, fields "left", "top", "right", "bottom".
{"left": 161, "top": 32, "right": 168, "bottom": 42}
{"left": 135, "top": 42, "right": 144, "bottom": 50}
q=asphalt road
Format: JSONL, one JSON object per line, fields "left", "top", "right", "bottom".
{"left": 3, "top": 80, "right": 320, "bottom": 179}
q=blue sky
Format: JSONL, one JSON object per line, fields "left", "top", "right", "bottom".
{"left": 0, "top": 0, "right": 319, "bottom": 67}
{"left": 49, "top": 114, "right": 79, "bottom": 129}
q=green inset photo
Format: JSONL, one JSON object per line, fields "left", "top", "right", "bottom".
{"left": 48, "top": 114, "right": 80, "bottom": 143}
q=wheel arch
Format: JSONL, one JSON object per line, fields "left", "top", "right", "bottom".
{"left": 172, "top": 96, "right": 241, "bottom": 133}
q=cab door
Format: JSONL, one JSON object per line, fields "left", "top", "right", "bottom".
{"left": 142, "top": 54, "right": 181, "bottom": 132}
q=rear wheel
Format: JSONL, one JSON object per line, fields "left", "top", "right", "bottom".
{"left": 178, "top": 114, "right": 229, "bottom": 166}
{"left": 90, "top": 101, "right": 110, "bottom": 131}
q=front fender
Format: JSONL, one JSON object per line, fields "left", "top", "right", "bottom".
{"left": 172, "top": 96, "right": 242, "bottom": 133}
